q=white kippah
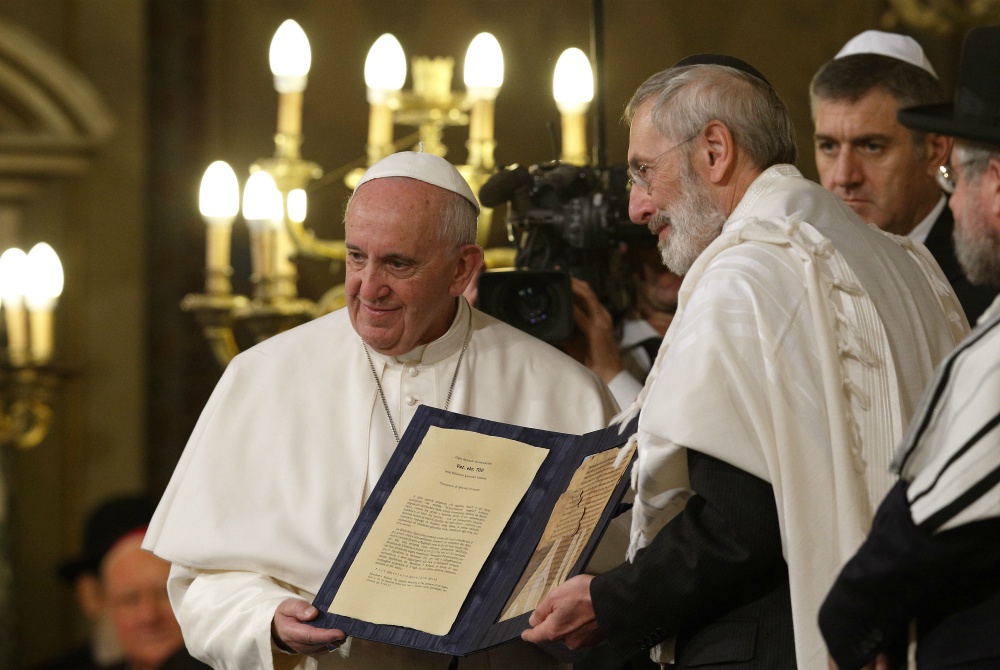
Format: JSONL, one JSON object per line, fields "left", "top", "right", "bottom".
{"left": 834, "top": 30, "right": 938, "bottom": 78}
{"left": 355, "top": 151, "right": 481, "bottom": 213}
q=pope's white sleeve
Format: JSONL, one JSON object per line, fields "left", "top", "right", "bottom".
{"left": 167, "top": 563, "right": 319, "bottom": 670}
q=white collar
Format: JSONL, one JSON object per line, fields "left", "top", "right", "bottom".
{"left": 368, "top": 298, "right": 472, "bottom": 366}
{"left": 907, "top": 195, "right": 947, "bottom": 245}
{"left": 620, "top": 317, "right": 662, "bottom": 348}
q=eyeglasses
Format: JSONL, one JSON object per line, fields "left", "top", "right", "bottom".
{"left": 937, "top": 160, "right": 975, "bottom": 195}
{"left": 627, "top": 133, "right": 699, "bottom": 194}
{"left": 937, "top": 164, "right": 956, "bottom": 194}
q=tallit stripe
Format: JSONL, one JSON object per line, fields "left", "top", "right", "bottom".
{"left": 920, "top": 454, "right": 1000, "bottom": 533}
{"left": 910, "top": 411, "right": 1000, "bottom": 508}
{"left": 896, "top": 316, "right": 1000, "bottom": 474}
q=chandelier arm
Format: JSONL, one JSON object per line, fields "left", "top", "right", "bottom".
{"left": 181, "top": 293, "right": 250, "bottom": 368}
{"left": 0, "top": 367, "right": 58, "bottom": 448}
{"left": 285, "top": 219, "right": 347, "bottom": 262}
{"left": 5, "top": 399, "right": 52, "bottom": 449}
{"left": 202, "top": 325, "right": 240, "bottom": 368}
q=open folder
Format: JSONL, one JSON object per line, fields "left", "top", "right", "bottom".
{"left": 309, "top": 405, "right": 638, "bottom": 657}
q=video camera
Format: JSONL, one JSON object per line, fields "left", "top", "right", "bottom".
{"left": 476, "top": 161, "right": 646, "bottom": 342}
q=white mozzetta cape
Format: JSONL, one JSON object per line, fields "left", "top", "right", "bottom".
{"left": 144, "top": 298, "right": 618, "bottom": 670}
{"left": 617, "top": 166, "right": 966, "bottom": 670}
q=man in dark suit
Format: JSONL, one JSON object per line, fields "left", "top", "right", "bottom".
{"left": 521, "top": 54, "right": 965, "bottom": 669}
{"left": 810, "top": 30, "right": 999, "bottom": 323}
{"left": 820, "top": 24, "right": 1000, "bottom": 670}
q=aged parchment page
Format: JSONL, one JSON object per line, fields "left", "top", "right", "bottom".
{"left": 329, "top": 426, "right": 547, "bottom": 635}
{"left": 500, "top": 441, "right": 636, "bottom": 621}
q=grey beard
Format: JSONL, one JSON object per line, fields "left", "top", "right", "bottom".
{"left": 954, "top": 218, "right": 1000, "bottom": 289}
{"left": 654, "top": 172, "right": 727, "bottom": 275}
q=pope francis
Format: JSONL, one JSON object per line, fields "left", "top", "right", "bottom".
{"left": 143, "top": 152, "right": 619, "bottom": 670}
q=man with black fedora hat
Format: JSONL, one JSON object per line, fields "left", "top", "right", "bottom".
{"left": 36, "top": 494, "right": 209, "bottom": 670}
{"left": 819, "top": 24, "right": 1000, "bottom": 670}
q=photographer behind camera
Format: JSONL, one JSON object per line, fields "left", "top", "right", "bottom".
{"left": 476, "top": 159, "right": 679, "bottom": 409}
{"left": 568, "top": 240, "right": 681, "bottom": 409}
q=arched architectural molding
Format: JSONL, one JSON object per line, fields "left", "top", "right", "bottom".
{"left": 0, "top": 18, "right": 115, "bottom": 200}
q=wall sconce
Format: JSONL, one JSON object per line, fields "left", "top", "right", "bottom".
{"left": 0, "top": 242, "right": 63, "bottom": 448}
{"left": 553, "top": 48, "right": 594, "bottom": 166}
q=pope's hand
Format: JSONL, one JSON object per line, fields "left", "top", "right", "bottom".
{"left": 521, "top": 574, "right": 605, "bottom": 650}
{"left": 272, "top": 598, "right": 346, "bottom": 655}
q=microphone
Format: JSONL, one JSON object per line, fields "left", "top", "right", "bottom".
{"left": 478, "top": 166, "right": 533, "bottom": 208}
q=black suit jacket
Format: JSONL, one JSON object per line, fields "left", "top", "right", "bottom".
{"left": 922, "top": 204, "right": 999, "bottom": 324}
{"left": 820, "top": 481, "right": 1000, "bottom": 670}
{"left": 590, "top": 452, "right": 796, "bottom": 669}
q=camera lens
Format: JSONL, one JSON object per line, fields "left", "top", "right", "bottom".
{"left": 514, "top": 285, "right": 550, "bottom": 324}
{"left": 475, "top": 270, "right": 573, "bottom": 342}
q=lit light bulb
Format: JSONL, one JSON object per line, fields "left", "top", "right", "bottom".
{"left": 242, "top": 171, "right": 284, "bottom": 229}
{"left": 0, "top": 247, "right": 28, "bottom": 304}
{"left": 269, "top": 19, "right": 311, "bottom": 93}
{"left": 199, "top": 161, "right": 240, "bottom": 224}
{"left": 24, "top": 243, "right": 63, "bottom": 310}
{"left": 287, "top": 189, "right": 307, "bottom": 224}
{"left": 0, "top": 247, "right": 29, "bottom": 364}
{"left": 553, "top": 47, "right": 594, "bottom": 114}
{"left": 464, "top": 33, "right": 503, "bottom": 99}
{"left": 364, "top": 33, "right": 406, "bottom": 102}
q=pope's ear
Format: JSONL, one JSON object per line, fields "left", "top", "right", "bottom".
{"left": 451, "top": 244, "right": 486, "bottom": 297}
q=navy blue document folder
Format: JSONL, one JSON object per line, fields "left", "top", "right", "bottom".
{"left": 309, "top": 405, "right": 638, "bottom": 657}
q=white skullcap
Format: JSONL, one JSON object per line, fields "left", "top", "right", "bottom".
{"left": 354, "top": 151, "right": 481, "bottom": 213}
{"left": 834, "top": 30, "right": 938, "bottom": 78}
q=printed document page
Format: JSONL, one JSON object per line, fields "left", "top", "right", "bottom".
{"left": 329, "top": 426, "right": 547, "bottom": 635}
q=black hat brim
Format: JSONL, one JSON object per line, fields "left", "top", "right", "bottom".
{"left": 899, "top": 103, "right": 1000, "bottom": 146}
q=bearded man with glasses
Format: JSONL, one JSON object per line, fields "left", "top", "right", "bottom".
{"left": 522, "top": 55, "right": 966, "bottom": 669}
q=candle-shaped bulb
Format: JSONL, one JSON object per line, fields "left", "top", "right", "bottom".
{"left": 287, "top": 189, "right": 307, "bottom": 224}
{"left": 553, "top": 47, "right": 594, "bottom": 114}
{"left": 269, "top": 19, "right": 311, "bottom": 93}
{"left": 199, "top": 161, "right": 238, "bottom": 293}
{"left": 364, "top": 33, "right": 406, "bottom": 103}
{"left": 0, "top": 247, "right": 29, "bottom": 365}
{"left": 199, "top": 161, "right": 240, "bottom": 223}
{"left": 0, "top": 248, "right": 27, "bottom": 304}
{"left": 24, "top": 243, "right": 63, "bottom": 310}
{"left": 242, "top": 171, "right": 284, "bottom": 230}
{"left": 464, "top": 33, "right": 503, "bottom": 99}
{"left": 25, "top": 243, "right": 62, "bottom": 365}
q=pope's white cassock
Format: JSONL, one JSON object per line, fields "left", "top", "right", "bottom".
{"left": 618, "top": 165, "right": 968, "bottom": 669}
{"left": 143, "top": 297, "right": 619, "bottom": 670}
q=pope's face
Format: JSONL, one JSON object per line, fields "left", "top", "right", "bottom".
{"left": 814, "top": 89, "right": 942, "bottom": 235}
{"left": 345, "top": 178, "right": 479, "bottom": 356}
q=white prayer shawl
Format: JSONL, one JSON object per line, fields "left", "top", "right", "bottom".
{"left": 615, "top": 166, "right": 966, "bottom": 670}
{"left": 895, "top": 296, "right": 1000, "bottom": 533}
{"left": 144, "top": 298, "right": 618, "bottom": 670}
